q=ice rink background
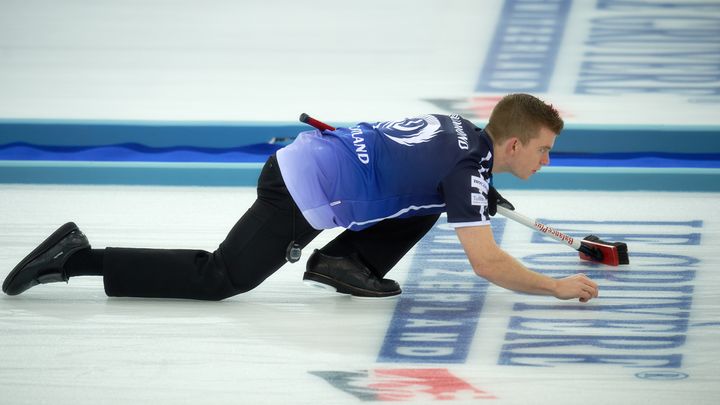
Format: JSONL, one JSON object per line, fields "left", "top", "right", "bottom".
{"left": 1, "top": 1, "right": 719, "bottom": 404}
{"left": 1, "top": 186, "right": 717, "bottom": 404}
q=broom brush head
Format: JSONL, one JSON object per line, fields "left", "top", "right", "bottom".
{"left": 578, "top": 235, "right": 629, "bottom": 266}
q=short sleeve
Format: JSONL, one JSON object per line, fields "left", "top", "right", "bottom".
{"left": 440, "top": 159, "right": 492, "bottom": 228}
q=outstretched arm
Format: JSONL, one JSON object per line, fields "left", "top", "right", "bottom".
{"left": 455, "top": 225, "right": 599, "bottom": 302}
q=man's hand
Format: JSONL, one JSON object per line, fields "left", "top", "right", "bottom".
{"left": 553, "top": 274, "right": 599, "bottom": 302}
{"left": 456, "top": 226, "right": 601, "bottom": 303}
{"left": 488, "top": 186, "right": 515, "bottom": 216}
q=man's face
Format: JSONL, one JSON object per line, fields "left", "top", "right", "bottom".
{"left": 510, "top": 126, "right": 557, "bottom": 180}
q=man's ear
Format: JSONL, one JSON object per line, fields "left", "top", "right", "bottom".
{"left": 505, "top": 137, "right": 519, "bottom": 154}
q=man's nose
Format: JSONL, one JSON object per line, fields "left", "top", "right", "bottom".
{"left": 541, "top": 152, "right": 550, "bottom": 166}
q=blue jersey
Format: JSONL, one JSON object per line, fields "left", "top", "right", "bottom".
{"left": 276, "top": 114, "right": 493, "bottom": 231}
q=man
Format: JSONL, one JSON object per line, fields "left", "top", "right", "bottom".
{"left": 3, "top": 93, "right": 599, "bottom": 303}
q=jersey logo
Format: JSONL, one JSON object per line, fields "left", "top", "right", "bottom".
{"left": 376, "top": 115, "right": 442, "bottom": 146}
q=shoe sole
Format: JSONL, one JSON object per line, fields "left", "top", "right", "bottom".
{"left": 303, "top": 279, "right": 349, "bottom": 294}
{"left": 2, "top": 222, "right": 78, "bottom": 295}
{"left": 303, "top": 280, "right": 399, "bottom": 300}
{"left": 303, "top": 271, "right": 401, "bottom": 298}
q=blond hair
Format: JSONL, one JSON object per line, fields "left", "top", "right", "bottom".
{"left": 485, "top": 93, "right": 564, "bottom": 145}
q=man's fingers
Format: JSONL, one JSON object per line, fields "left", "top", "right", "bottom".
{"left": 585, "top": 278, "right": 599, "bottom": 293}
{"left": 582, "top": 285, "right": 597, "bottom": 300}
{"left": 572, "top": 275, "right": 598, "bottom": 303}
{"left": 577, "top": 273, "right": 598, "bottom": 287}
{"left": 579, "top": 290, "right": 591, "bottom": 302}
{"left": 577, "top": 274, "right": 599, "bottom": 298}
{"left": 581, "top": 282, "right": 598, "bottom": 298}
{"left": 556, "top": 274, "right": 600, "bottom": 302}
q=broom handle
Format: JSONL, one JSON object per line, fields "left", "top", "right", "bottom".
{"left": 299, "top": 113, "right": 336, "bottom": 131}
{"left": 496, "top": 205, "right": 582, "bottom": 250}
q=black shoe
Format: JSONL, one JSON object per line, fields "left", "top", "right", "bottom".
{"left": 303, "top": 250, "right": 401, "bottom": 298}
{"left": 3, "top": 222, "right": 90, "bottom": 296}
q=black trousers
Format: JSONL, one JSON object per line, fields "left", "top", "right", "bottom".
{"left": 103, "top": 156, "right": 440, "bottom": 300}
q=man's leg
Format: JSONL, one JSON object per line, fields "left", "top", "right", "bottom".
{"left": 103, "top": 156, "right": 320, "bottom": 300}
{"left": 3, "top": 156, "right": 320, "bottom": 301}
{"left": 304, "top": 214, "right": 440, "bottom": 297}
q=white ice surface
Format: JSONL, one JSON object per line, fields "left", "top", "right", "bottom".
{"left": 1, "top": 185, "right": 718, "bottom": 404}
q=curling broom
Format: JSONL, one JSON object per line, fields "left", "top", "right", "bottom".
{"left": 298, "top": 113, "right": 629, "bottom": 266}
{"left": 496, "top": 205, "right": 629, "bottom": 266}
